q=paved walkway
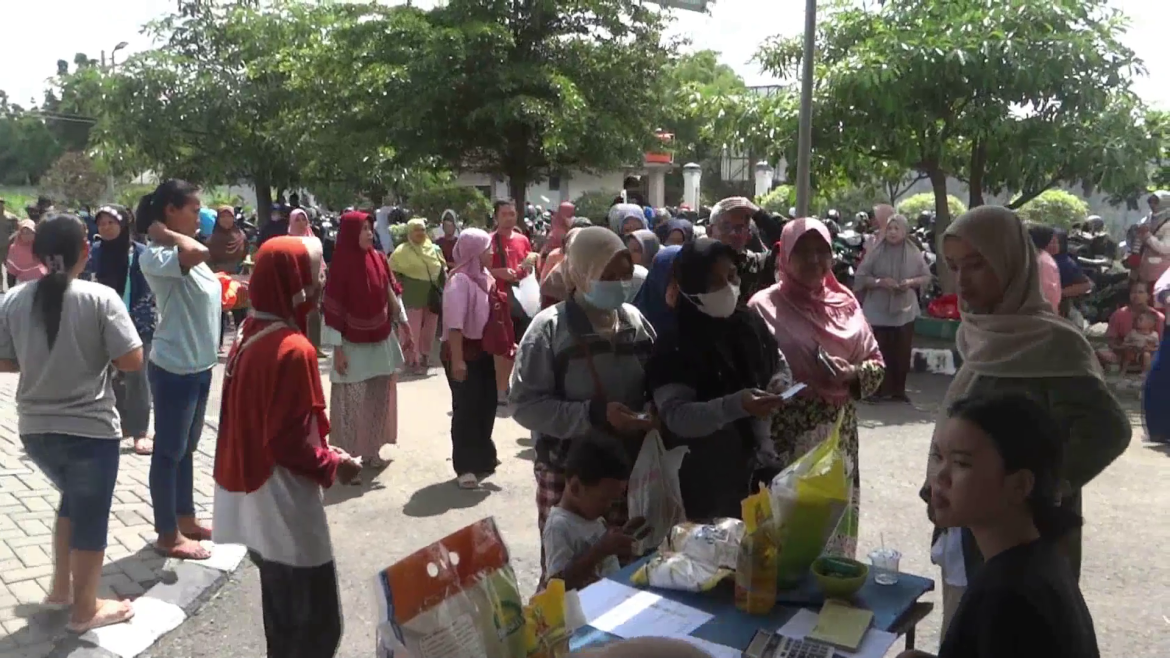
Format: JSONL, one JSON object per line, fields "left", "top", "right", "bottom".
{"left": 0, "top": 371, "right": 237, "bottom": 658}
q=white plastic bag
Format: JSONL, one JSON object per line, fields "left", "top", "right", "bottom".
{"left": 516, "top": 275, "right": 541, "bottom": 317}
{"left": 626, "top": 430, "right": 688, "bottom": 554}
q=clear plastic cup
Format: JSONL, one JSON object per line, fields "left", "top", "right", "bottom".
{"left": 868, "top": 548, "right": 902, "bottom": 585}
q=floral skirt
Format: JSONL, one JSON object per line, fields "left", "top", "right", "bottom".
{"left": 328, "top": 375, "right": 398, "bottom": 460}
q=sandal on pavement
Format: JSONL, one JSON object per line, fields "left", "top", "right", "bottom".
{"left": 457, "top": 473, "right": 479, "bottom": 490}
{"left": 133, "top": 437, "right": 154, "bottom": 456}
{"left": 67, "top": 599, "right": 135, "bottom": 634}
{"left": 155, "top": 538, "right": 211, "bottom": 560}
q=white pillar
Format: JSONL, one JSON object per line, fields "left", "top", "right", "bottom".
{"left": 754, "top": 161, "right": 773, "bottom": 199}
{"left": 647, "top": 166, "right": 667, "bottom": 208}
{"left": 682, "top": 162, "right": 702, "bottom": 209}
{"left": 492, "top": 178, "right": 509, "bottom": 201}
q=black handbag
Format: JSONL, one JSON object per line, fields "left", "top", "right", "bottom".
{"left": 421, "top": 247, "right": 443, "bottom": 315}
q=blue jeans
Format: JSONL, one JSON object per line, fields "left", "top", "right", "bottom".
{"left": 148, "top": 365, "right": 213, "bottom": 536}
{"left": 20, "top": 434, "right": 120, "bottom": 551}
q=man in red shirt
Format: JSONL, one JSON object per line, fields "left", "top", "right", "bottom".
{"left": 1097, "top": 281, "right": 1165, "bottom": 372}
{"left": 490, "top": 199, "right": 534, "bottom": 400}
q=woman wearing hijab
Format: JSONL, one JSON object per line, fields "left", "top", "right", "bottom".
{"left": 86, "top": 206, "right": 156, "bottom": 455}
{"left": 607, "top": 203, "right": 647, "bottom": 236}
{"left": 1027, "top": 223, "right": 1063, "bottom": 312}
{"left": 213, "top": 237, "right": 361, "bottom": 658}
{"left": 654, "top": 218, "right": 694, "bottom": 247}
{"left": 540, "top": 218, "right": 591, "bottom": 284}
{"left": 440, "top": 228, "right": 501, "bottom": 489}
{"left": 208, "top": 206, "right": 250, "bottom": 351}
{"left": 624, "top": 229, "right": 660, "bottom": 302}
{"left": 748, "top": 218, "right": 885, "bottom": 558}
{"left": 633, "top": 245, "right": 682, "bottom": 339}
{"left": 853, "top": 214, "right": 930, "bottom": 402}
{"left": 435, "top": 210, "right": 460, "bottom": 268}
{"left": 6, "top": 219, "right": 47, "bottom": 285}
{"left": 924, "top": 205, "right": 1129, "bottom": 633}
{"left": 509, "top": 227, "right": 655, "bottom": 578}
{"left": 1137, "top": 190, "right": 1170, "bottom": 299}
{"left": 646, "top": 238, "right": 789, "bottom": 521}
{"left": 390, "top": 218, "right": 447, "bottom": 375}
{"left": 538, "top": 223, "right": 593, "bottom": 308}
{"left": 1050, "top": 229, "right": 1093, "bottom": 314}
{"left": 287, "top": 208, "right": 314, "bottom": 238}
{"left": 322, "top": 212, "right": 413, "bottom": 473}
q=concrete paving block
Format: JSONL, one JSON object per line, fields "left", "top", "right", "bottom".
{"left": 186, "top": 543, "right": 246, "bottom": 573}
{"left": 7, "top": 580, "right": 45, "bottom": 605}
{"left": 15, "top": 546, "right": 50, "bottom": 568}
{"left": 15, "top": 520, "right": 51, "bottom": 537}
{"left": 5, "top": 565, "right": 54, "bottom": 584}
{"left": 55, "top": 639, "right": 122, "bottom": 658}
{"left": 21, "top": 497, "right": 53, "bottom": 513}
{"left": 102, "top": 574, "right": 145, "bottom": 598}
{"left": 141, "top": 563, "right": 227, "bottom": 614}
{"left": 81, "top": 597, "right": 185, "bottom": 658}
{"left": 117, "top": 560, "right": 159, "bottom": 586}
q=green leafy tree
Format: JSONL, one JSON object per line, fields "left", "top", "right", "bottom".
{"left": 39, "top": 152, "right": 108, "bottom": 208}
{"left": 40, "top": 54, "right": 104, "bottom": 153}
{"left": 1015, "top": 189, "right": 1090, "bottom": 229}
{"left": 95, "top": 0, "right": 316, "bottom": 223}
{"left": 312, "top": 0, "right": 672, "bottom": 208}
{"left": 572, "top": 190, "right": 618, "bottom": 224}
{"left": 750, "top": 0, "right": 1153, "bottom": 260}
{"left": 0, "top": 94, "right": 62, "bottom": 185}
{"left": 408, "top": 184, "right": 493, "bottom": 227}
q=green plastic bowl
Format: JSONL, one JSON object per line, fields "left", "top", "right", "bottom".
{"left": 811, "top": 556, "right": 869, "bottom": 599}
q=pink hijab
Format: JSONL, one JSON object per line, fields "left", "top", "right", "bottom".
{"left": 449, "top": 228, "right": 492, "bottom": 292}
{"left": 749, "top": 218, "right": 881, "bottom": 404}
{"left": 287, "top": 209, "right": 314, "bottom": 237}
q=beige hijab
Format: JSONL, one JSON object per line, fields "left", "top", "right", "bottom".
{"left": 855, "top": 214, "right": 924, "bottom": 315}
{"left": 943, "top": 205, "right": 1102, "bottom": 406}
{"left": 563, "top": 226, "right": 627, "bottom": 294}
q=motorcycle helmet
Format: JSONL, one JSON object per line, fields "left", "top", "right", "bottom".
{"left": 1085, "top": 215, "right": 1105, "bottom": 234}
{"left": 917, "top": 210, "right": 934, "bottom": 229}
{"left": 826, "top": 209, "right": 841, "bottom": 222}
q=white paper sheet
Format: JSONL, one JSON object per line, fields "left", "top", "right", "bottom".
{"left": 577, "top": 579, "right": 713, "bottom": 640}
{"left": 777, "top": 609, "right": 899, "bottom": 658}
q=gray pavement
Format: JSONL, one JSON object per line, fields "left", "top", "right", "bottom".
{"left": 1, "top": 359, "right": 1167, "bottom": 657}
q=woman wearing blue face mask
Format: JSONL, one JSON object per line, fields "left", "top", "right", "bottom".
{"left": 645, "top": 238, "right": 791, "bottom": 521}
{"left": 509, "top": 226, "right": 656, "bottom": 582}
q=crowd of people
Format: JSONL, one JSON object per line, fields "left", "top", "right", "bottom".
{"left": 0, "top": 179, "right": 1143, "bottom": 657}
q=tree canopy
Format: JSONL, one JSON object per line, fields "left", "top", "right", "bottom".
{"left": 730, "top": 0, "right": 1156, "bottom": 242}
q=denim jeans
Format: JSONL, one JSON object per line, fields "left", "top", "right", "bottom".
{"left": 20, "top": 434, "right": 120, "bottom": 551}
{"left": 148, "top": 365, "right": 213, "bottom": 536}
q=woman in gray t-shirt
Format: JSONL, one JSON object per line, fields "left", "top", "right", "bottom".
{"left": 0, "top": 214, "right": 144, "bottom": 633}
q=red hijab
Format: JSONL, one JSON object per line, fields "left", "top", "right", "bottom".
{"left": 750, "top": 218, "right": 880, "bottom": 404}
{"left": 215, "top": 237, "right": 330, "bottom": 494}
{"left": 322, "top": 211, "right": 396, "bottom": 343}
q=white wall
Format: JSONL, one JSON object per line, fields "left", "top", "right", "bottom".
{"left": 454, "top": 170, "right": 628, "bottom": 206}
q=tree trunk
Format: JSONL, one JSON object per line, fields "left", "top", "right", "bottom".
{"left": 928, "top": 167, "right": 956, "bottom": 293}
{"left": 508, "top": 173, "right": 528, "bottom": 213}
{"left": 254, "top": 174, "right": 273, "bottom": 227}
{"left": 968, "top": 140, "right": 987, "bottom": 208}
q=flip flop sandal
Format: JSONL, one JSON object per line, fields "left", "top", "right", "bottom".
{"left": 67, "top": 600, "right": 135, "bottom": 634}
{"left": 457, "top": 474, "right": 479, "bottom": 490}
{"left": 133, "top": 438, "right": 154, "bottom": 456}
{"left": 154, "top": 541, "right": 212, "bottom": 561}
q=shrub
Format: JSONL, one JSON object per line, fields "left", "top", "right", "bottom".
{"left": 408, "top": 184, "right": 493, "bottom": 228}
{"left": 1015, "top": 189, "right": 1090, "bottom": 229}
{"left": 898, "top": 193, "right": 967, "bottom": 219}
{"left": 38, "top": 152, "right": 107, "bottom": 208}
{"left": 756, "top": 185, "right": 794, "bottom": 214}
{"left": 573, "top": 190, "right": 616, "bottom": 224}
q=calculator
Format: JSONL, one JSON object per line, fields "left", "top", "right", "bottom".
{"left": 743, "top": 629, "right": 835, "bottom": 658}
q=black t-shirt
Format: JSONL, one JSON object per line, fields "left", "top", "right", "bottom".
{"left": 940, "top": 539, "right": 1099, "bottom": 658}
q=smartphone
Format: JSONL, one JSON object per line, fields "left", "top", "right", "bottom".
{"left": 779, "top": 383, "right": 807, "bottom": 400}
{"left": 816, "top": 346, "right": 840, "bottom": 377}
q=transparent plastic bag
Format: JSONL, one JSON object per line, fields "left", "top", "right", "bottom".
{"left": 626, "top": 430, "right": 688, "bottom": 555}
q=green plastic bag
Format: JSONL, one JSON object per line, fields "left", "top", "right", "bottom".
{"left": 767, "top": 410, "right": 852, "bottom": 587}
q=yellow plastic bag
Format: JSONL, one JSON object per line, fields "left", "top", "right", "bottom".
{"left": 767, "top": 410, "right": 851, "bottom": 587}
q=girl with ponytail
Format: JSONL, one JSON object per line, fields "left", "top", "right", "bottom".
{"left": 904, "top": 392, "right": 1100, "bottom": 658}
{"left": 0, "top": 214, "right": 144, "bottom": 632}
{"left": 137, "top": 179, "right": 222, "bottom": 560}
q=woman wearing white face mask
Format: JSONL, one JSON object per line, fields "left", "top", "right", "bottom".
{"left": 509, "top": 226, "right": 656, "bottom": 582}
{"left": 645, "top": 238, "right": 791, "bottom": 521}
